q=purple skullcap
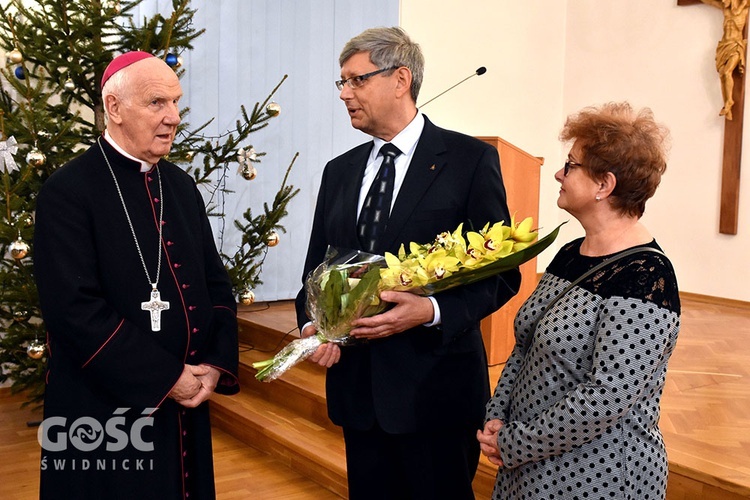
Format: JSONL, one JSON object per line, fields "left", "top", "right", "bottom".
{"left": 101, "top": 51, "right": 155, "bottom": 88}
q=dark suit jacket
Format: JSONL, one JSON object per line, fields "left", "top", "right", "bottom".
{"left": 295, "top": 116, "right": 521, "bottom": 434}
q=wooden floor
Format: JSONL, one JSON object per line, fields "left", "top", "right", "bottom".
{"left": 1, "top": 294, "right": 749, "bottom": 499}
{"left": 0, "top": 393, "right": 338, "bottom": 500}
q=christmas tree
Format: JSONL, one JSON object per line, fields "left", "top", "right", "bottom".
{"left": 0, "top": 0, "right": 298, "bottom": 405}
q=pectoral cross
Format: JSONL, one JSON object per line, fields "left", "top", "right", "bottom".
{"left": 679, "top": 0, "right": 749, "bottom": 234}
{"left": 141, "top": 287, "right": 170, "bottom": 332}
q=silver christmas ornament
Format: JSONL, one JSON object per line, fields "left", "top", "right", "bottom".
{"left": 266, "top": 101, "right": 281, "bottom": 117}
{"left": 64, "top": 78, "right": 76, "bottom": 91}
{"left": 27, "top": 340, "right": 45, "bottom": 360}
{"left": 239, "top": 289, "right": 255, "bottom": 305}
{"left": 9, "top": 238, "right": 29, "bottom": 259}
{"left": 26, "top": 148, "right": 46, "bottom": 167}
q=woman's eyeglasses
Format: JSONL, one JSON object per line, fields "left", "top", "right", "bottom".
{"left": 564, "top": 159, "right": 583, "bottom": 176}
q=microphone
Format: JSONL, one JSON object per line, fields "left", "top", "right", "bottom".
{"left": 418, "top": 66, "right": 487, "bottom": 108}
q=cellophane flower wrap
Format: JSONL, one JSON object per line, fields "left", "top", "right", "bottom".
{"left": 253, "top": 217, "right": 563, "bottom": 382}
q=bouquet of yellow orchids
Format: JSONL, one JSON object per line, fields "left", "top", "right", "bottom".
{"left": 253, "top": 216, "right": 562, "bottom": 382}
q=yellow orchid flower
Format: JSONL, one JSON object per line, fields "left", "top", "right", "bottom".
{"left": 380, "top": 252, "right": 430, "bottom": 290}
{"left": 510, "top": 214, "right": 537, "bottom": 243}
{"left": 465, "top": 223, "right": 514, "bottom": 264}
{"left": 419, "top": 249, "right": 461, "bottom": 280}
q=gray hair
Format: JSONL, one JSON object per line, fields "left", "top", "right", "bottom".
{"left": 101, "top": 67, "right": 132, "bottom": 119}
{"left": 339, "top": 26, "right": 424, "bottom": 102}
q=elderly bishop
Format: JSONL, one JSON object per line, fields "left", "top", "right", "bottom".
{"left": 34, "top": 52, "right": 240, "bottom": 499}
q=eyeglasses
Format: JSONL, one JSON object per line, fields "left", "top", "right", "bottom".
{"left": 335, "top": 66, "right": 399, "bottom": 91}
{"left": 564, "top": 159, "right": 584, "bottom": 176}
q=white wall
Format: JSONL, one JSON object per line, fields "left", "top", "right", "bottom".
{"left": 402, "top": 0, "right": 750, "bottom": 302}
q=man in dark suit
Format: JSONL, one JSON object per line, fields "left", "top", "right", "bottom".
{"left": 295, "top": 27, "right": 521, "bottom": 499}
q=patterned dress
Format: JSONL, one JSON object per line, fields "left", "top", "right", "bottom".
{"left": 486, "top": 238, "right": 680, "bottom": 499}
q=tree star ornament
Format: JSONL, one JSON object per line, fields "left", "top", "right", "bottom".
{"left": 0, "top": 136, "right": 19, "bottom": 172}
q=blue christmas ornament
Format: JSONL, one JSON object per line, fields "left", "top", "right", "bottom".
{"left": 165, "top": 53, "right": 179, "bottom": 67}
{"left": 14, "top": 66, "right": 25, "bottom": 79}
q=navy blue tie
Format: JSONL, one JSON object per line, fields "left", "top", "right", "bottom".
{"left": 357, "top": 143, "right": 401, "bottom": 253}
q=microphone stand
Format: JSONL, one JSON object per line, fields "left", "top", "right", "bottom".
{"left": 418, "top": 67, "right": 487, "bottom": 108}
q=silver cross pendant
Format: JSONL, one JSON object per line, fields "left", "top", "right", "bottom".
{"left": 141, "top": 287, "right": 170, "bottom": 332}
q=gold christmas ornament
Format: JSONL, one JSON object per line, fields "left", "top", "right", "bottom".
{"left": 9, "top": 237, "right": 29, "bottom": 259}
{"left": 26, "top": 148, "right": 46, "bottom": 167}
{"left": 239, "top": 289, "right": 255, "bottom": 305}
{"left": 27, "top": 340, "right": 45, "bottom": 360}
{"left": 266, "top": 101, "right": 281, "bottom": 117}
{"left": 240, "top": 164, "right": 257, "bottom": 180}
{"left": 266, "top": 231, "right": 280, "bottom": 247}
{"left": 8, "top": 48, "right": 23, "bottom": 64}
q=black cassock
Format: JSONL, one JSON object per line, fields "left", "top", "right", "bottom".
{"left": 34, "top": 139, "right": 240, "bottom": 499}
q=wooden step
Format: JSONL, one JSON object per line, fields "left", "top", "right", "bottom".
{"left": 212, "top": 303, "right": 345, "bottom": 496}
{"left": 236, "top": 348, "right": 337, "bottom": 434}
{"left": 212, "top": 301, "right": 497, "bottom": 498}
{"left": 211, "top": 388, "right": 348, "bottom": 498}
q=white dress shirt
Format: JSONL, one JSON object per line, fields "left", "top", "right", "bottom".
{"left": 359, "top": 112, "right": 442, "bottom": 327}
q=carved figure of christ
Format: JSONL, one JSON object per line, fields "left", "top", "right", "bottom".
{"left": 679, "top": 0, "right": 749, "bottom": 234}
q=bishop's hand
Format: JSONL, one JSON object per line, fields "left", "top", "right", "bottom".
{"left": 169, "top": 364, "right": 210, "bottom": 403}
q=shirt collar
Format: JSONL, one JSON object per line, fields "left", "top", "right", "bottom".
{"left": 372, "top": 111, "right": 425, "bottom": 159}
{"left": 103, "top": 130, "right": 153, "bottom": 173}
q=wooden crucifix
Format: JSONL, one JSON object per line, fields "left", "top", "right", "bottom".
{"left": 679, "top": 0, "right": 749, "bottom": 234}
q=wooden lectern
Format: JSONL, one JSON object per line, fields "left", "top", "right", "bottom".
{"left": 476, "top": 136, "right": 543, "bottom": 366}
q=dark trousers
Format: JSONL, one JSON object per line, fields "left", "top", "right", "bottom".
{"left": 343, "top": 422, "right": 479, "bottom": 500}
